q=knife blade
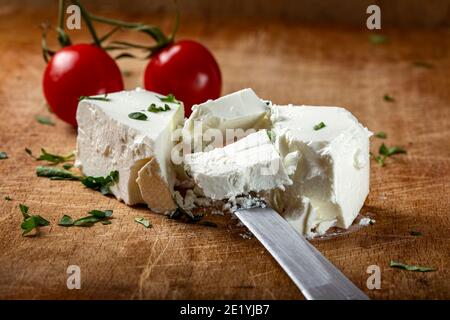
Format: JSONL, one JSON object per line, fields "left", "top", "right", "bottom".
{"left": 234, "top": 207, "right": 369, "bottom": 300}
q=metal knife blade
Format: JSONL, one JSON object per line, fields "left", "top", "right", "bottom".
{"left": 234, "top": 207, "right": 369, "bottom": 300}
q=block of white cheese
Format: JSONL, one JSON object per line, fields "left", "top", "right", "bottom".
{"left": 184, "top": 130, "right": 292, "bottom": 200}
{"left": 75, "top": 88, "right": 184, "bottom": 213}
{"left": 269, "top": 105, "right": 372, "bottom": 237}
{"left": 182, "top": 88, "right": 270, "bottom": 152}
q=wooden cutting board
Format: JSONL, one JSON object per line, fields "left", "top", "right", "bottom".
{"left": 0, "top": 7, "right": 449, "bottom": 300}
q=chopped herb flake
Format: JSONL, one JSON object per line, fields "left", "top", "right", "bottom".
{"left": 148, "top": 103, "right": 171, "bottom": 113}
{"left": 371, "top": 143, "right": 406, "bottom": 167}
{"left": 158, "top": 93, "right": 180, "bottom": 105}
{"left": 35, "top": 115, "right": 55, "bottom": 126}
{"left": 374, "top": 131, "right": 387, "bottom": 139}
{"left": 62, "top": 163, "right": 73, "bottom": 170}
{"left": 390, "top": 260, "right": 435, "bottom": 272}
{"left": 267, "top": 130, "right": 275, "bottom": 141}
{"left": 128, "top": 112, "right": 148, "bottom": 120}
{"left": 369, "top": 34, "right": 388, "bottom": 45}
{"left": 72, "top": 209, "right": 113, "bottom": 227}
{"left": 26, "top": 148, "right": 74, "bottom": 165}
{"left": 383, "top": 94, "right": 395, "bottom": 102}
{"left": 313, "top": 122, "right": 326, "bottom": 131}
{"left": 36, "top": 166, "right": 81, "bottom": 180}
{"left": 19, "top": 204, "right": 50, "bottom": 236}
{"left": 78, "top": 94, "right": 110, "bottom": 102}
{"left": 135, "top": 217, "right": 152, "bottom": 228}
{"left": 410, "top": 230, "right": 422, "bottom": 236}
{"left": 58, "top": 215, "right": 74, "bottom": 226}
{"left": 0, "top": 152, "right": 8, "bottom": 159}
{"left": 81, "top": 170, "right": 119, "bottom": 195}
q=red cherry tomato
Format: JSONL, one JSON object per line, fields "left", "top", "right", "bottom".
{"left": 144, "top": 40, "right": 221, "bottom": 117}
{"left": 43, "top": 44, "right": 124, "bottom": 126}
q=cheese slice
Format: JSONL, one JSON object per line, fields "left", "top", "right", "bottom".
{"left": 75, "top": 88, "right": 183, "bottom": 212}
{"left": 184, "top": 130, "right": 292, "bottom": 200}
{"left": 269, "top": 105, "right": 372, "bottom": 237}
{"left": 182, "top": 88, "right": 270, "bottom": 152}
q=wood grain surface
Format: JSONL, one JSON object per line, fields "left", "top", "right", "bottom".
{"left": 0, "top": 5, "right": 449, "bottom": 300}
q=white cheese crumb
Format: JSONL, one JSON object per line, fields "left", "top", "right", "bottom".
{"left": 359, "top": 217, "right": 375, "bottom": 226}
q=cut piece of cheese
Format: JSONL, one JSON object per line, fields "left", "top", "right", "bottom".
{"left": 75, "top": 88, "right": 183, "bottom": 211}
{"left": 182, "top": 88, "right": 270, "bottom": 152}
{"left": 269, "top": 105, "right": 372, "bottom": 237}
{"left": 136, "top": 158, "right": 177, "bottom": 213}
{"left": 184, "top": 130, "right": 292, "bottom": 200}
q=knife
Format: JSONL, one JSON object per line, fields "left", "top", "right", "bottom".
{"left": 234, "top": 207, "right": 369, "bottom": 300}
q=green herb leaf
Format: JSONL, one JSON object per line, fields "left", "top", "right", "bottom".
{"left": 410, "top": 230, "right": 422, "bottom": 236}
{"left": 147, "top": 103, "right": 171, "bottom": 113}
{"left": 128, "top": 112, "right": 148, "bottom": 120}
{"left": 383, "top": 94, "right": 395, "bottom": 102}
{"left": 62, "top": 163, "right": 73, "bottom": 170}
{"left": 390, "top": 260, "right": 435, "bottom": 272}
{"left": 73, "top": 215, "right": 101, "bottom": 227}
{"left": 135, "top": 217, "right": 152, "bottom": 228}
{"left": 72, "top": 209, "right": 113, "bottom": 227}
{"left": 4, "top": 196, "right": 12, "bottom": 201}
{"left": 81, "top": 170, "right": 119, "bottom": 195}
{"left": 35, "top": 115, "right": 55, "bottom": 126}
{"left": 19, "top": 204, "right": 30, "bottom": 219}
{"left": 18, "top": 204, "right": 49, "bottom": 236}
{"left": 89, "top": 209, "right": 113, "bottom": 218}
{"left": 374, "top": 131, "right": 387, "bottom": 139}
{"left": 266, "top": 130, "right": 275, "bottom": 141}
{"left": 313, "top": 122, "right": 326, "bottom": 131}
{"left": 413, "top": 61, "right": 433, "bottom": 69}
{"left": 27, "top": 148, "right": 74, "bottom": 165}
{"left": 78, "top": 94, "right": 110, "bottom": 102}
{"left": 369, "top": 34, "right": 388, "bottom": 45}
{"left": 0, "top": 151, "right": 8, "bottom": 160}
{"left": 158, "top": 93, "right": 180, "bottom": 105}
{"left": 58, "top": 215, "right": 74, "bottom": 226}
{"left": 36, "top": 166, "right": 81, "bottom": 180}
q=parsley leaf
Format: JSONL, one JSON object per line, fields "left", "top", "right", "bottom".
{"left": 371, "top": 143, "right": 406, "bottom": 167}
{"left": 81, "top": 170, "right": 119, "bottom": 195}
{"left": 58, "top": 215, "right": 74, "bottom": 226}
{"left": 390, "top": 260, "right": 435, "bottom": 272}
{"left": 36, "top": 166, "right": 81, "bottom": 180}
{"left": 374, "top": 131, "right": 387, "bottom": 139}
{"left": 369, "top": 34, "right": 388, "bottom": 45}
{"left": 26, "top": 148, "right": 74, "bottom": 164}
{"left": 78, "top": 94, "right": 110, "bottom": 102}
{"left": 63, "top": 163, "right": 73, "bottom": 170}
{"left": 128, "top": 112, "right": 148, "bottom": 120}
{"left": 19, "top": 204, "right": 30, "bottom": 219}
{"left": 35, "top": 115, "right": 55, "bottom": 126}
{"left": 135, "top": 217, "right": 152, "bottom": 228}
{"left": 313, "top": 122, "right": 326, "bottom": 130}
{"left": 383, "top": 94, "right": 395, "bottom": 102}
{"left": 158, "top": 93, "right": 180, "bottom": 105}
{"left": 0, "top": 151, "right": 8, "bottom": 160}
{"left": 379, "top": 143, "right": 406, "bottom": 157}
{"left": 73, "top": 210, "right": 113, "bottom": 227}
{"left": 148, "top": 103, "right": 171, "bottom": 113}
{"left": 19, "top": 204, "right": 50, "bottom": 236}
{"left": 266, "top": 130, "right": 275, "bottom": 141}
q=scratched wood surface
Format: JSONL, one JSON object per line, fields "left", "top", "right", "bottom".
{"left": 0, "top": 5, "right": 449, "bottom": 300}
